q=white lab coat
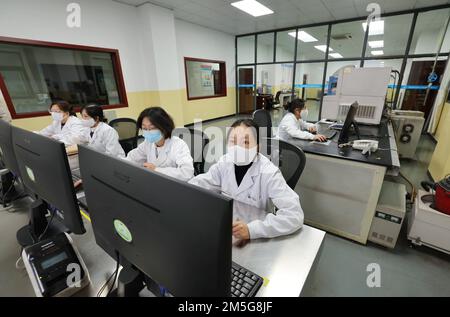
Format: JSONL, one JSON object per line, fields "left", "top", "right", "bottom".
{"left": 189, "top": 153, "right": 304, "bottom": 239}
{"left": 127, "top": 136, "right": 194, "bottom": 181}
{"left": 86, "top": 122, "right": 125, "bottom": 158}
{"left": 0, "top": 94, "right": 11, "bottom": 123}
{"left": 278, "top": 112, "right": 317, "bottom": 141}
{"left": 39, "top": 116, "right": 89, "bottom": 146}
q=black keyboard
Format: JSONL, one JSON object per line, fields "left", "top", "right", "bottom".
{"left": 231, "top": 262, "right": 263, "bottom": 297}
{"left": 320, "top": 129, "right": 337, "bottom": 140}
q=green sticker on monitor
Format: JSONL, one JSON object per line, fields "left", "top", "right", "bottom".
{"left": 25, "top": 166, "right": 35, "bottom": 182}
{"left": 114, "top": 219, "right": 133, "bottom": 243}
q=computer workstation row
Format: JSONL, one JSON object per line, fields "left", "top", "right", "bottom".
{"left": 0, "top": 119, "right": 325, "bottom": 297}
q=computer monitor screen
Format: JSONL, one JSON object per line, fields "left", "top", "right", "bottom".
{"left": 78, "top": 145, "right": 233, "bottom": 297}
{"left": 338, "top": 102, "right": 359, "bottom": 144}
{"left": 0, "top": 120, "right": 21, "bottom": 176}
{"left": 11, "top": 126, "right": 85, "bottom": 235}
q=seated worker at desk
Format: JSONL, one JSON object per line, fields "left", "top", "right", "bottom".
{"left": 38, "top": 100, "right": 89, "bottom": 146}
{"left": 189, "top": 119, "right": 304, "bottom": 240}
{"left": 126, "top": 107, "right": 194, "bottom": 182}
{"left": 80, "top": 104, "right": 125, "bottom": 158}
{"left": 278, "top": 99, "right": 327, "bottom": 142}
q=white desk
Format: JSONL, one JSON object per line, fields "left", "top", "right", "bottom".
{"left": 73, "top": 217, "right": 325, "bottom": 297}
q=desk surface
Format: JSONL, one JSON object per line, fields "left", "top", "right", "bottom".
{"left": 73, "top": 216, "right": 325, "bottom": 297}
{"left": 287, "top": 120, "right": 393, "bottom": 167}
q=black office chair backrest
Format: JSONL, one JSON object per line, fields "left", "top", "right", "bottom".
{"left": 109, "top": 118, "right": 139, "bottom": 155}
{"left": 172, "top": 127, "right": 210, "bottom": 176}
{"left": 263, "top": 138, "right": 306, "bottom": 190}
{"left": 252, "top": 109, "right": 272, "bottom": 139}
{"left": 274, "top": 91, "right": 281, "bottom": 104}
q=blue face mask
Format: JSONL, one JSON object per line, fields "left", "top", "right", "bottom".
{"left": 143, "top": 130, "right": 163, "bottom": 143}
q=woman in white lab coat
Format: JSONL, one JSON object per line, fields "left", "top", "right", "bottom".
{"left": 127, "top": 107, "right": 194, "bottom": 181}
{"left": 39, "top": 100, "right": 89, "bottom": 146}
{"left": 189, "top": 119, "right": 304, "bottom": 240}
{"left": 79, "top": 104, "right": 125, "bottom": 158}
{"left": 278, "top": 99, "right": 327, "bottom": 142}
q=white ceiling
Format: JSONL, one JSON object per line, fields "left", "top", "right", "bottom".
{"left": 113, "top": 0, "right": 450, "bottom": 35}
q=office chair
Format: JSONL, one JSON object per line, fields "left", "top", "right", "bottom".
{"left": 263, "top": 138, "right": 306, "bottom": 190}
{"left": 252, "top": 109, "right": 272, "bottom": 139}
{"left": 272, "top": 91, "right": 282, "bottom": 110}
{"left": 109, "top": 118, "right": 139, "bottom": 155}
{"left": 172, "top": 127, "right": 210, "bottom": 175}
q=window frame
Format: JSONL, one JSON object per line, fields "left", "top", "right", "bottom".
{"left": 184, "top": 57, "right": 227, "bottom": 101}
{"left": 0, "top": 36, "right": 128, "bottom": 119}
{"left": 234, "top": 4, "right": 450, "bottom": 118}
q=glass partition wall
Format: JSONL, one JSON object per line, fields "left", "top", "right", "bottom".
{"left": 236, "top": 5, "right": 450, "bottom": 122}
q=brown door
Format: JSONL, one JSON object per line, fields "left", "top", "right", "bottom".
{"left": 238, "top": 68, "right": 254, "bottom": 114}
{"left": 401, "top": 60, "right": 446, "bottom": 119}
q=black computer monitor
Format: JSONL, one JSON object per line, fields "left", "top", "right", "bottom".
{"left": 78, "top": 145, "right": 233, "bottom": 297}
{"left": 0, "top": 120, "right": 21, "bottom": 176}
{"left": 12, "top": 126, "right": 85, "bottom": 242}
{"left": 338, "top": 101, "right": 360, "bottom": 144}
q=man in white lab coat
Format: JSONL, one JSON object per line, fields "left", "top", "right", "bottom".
{"left": 278, "top": 99, "right": 327, "bottom": 142}
{"left": 189, "top": 119, "right": 304, "bottom": 240}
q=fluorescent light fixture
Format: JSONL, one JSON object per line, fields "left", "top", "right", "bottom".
{"left": 371, "top": 50, "right": 384, "bottom": 56}
{"left": 289, "top": 31, "right": 318, "bottom": 42}
{"left": 315, "top": 45, "right": 333, "bottom": 53}
{"left": 231, "top": 0, "right": 274, "bottom": 17}
{"left": 329, "top": 53, "right": 343, "bottom": 58}
{"left": 362, "top": 20, "right": 385, "bottom": 36}
{"left": 368, "top": 40, "right": 384, "bottom": 48}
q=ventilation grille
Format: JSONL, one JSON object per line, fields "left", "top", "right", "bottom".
{"left": 371, "top": 231, "right": 394, "bottom": 244}
{"left": 338, "top": 104, "right": 377, "bottom": 120}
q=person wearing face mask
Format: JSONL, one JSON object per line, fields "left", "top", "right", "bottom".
{"left": 39, "top": 100, "right": 89, "bottom": 146}
{"left": 126, "top": 107, "right": 194, "bottom": 181}
{"left": 278, "top": 98, "right": 327, "bottom": 142}
{"left": 80, "top": 104, "right": 125, "bottom": 158}
{"left": 189, "top": 119, "right": 304, "bottom": 240}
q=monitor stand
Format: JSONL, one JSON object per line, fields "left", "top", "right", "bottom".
{"left": 338, "top": 120, "right": 361, "bottom": 144}
{"left": 109, "top": 258, "right": 166, "bottom": 297}
{"left": 16, "top": 199, "right": 67, "bottom": 247}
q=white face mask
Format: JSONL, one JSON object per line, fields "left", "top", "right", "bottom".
{"left": 300, "top": 109, "right": 309, "bottom": 121}
{"left": 51, "top": 112, "right": 64, "bottom": 122}
{"left": 226, "top": 145, "right": 258, "bottom": 166}
{"left": 81, "top": 118, "right": 96, "bottom": 128}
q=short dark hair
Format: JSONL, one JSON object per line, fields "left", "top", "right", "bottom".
{"left": 137, "top": 107, "right": 175, "bottom": 139}
{"left": 50, "top": 99, "right": 76, "bottom": 116}
{"left": 286, "top": 98, "right": 305, "bottom": 113}
{"left": 228, "top": 119, "right": 260, "bottom": 145}
{"left": 80, "top": 104, "right": 107, "bottom": 123}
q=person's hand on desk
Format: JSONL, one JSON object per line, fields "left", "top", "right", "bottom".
{"left": 308, "top": 126, "right": 317, "bottom": 133}
{"left": 233, "top": 220, "right": 250, "bottom": 240}
{"left": 313, "top": 134, "right": 327, "bottom": 142}
{"left": 143, "top": 162, "right": 156, "bottom": 171}
{"left": 73, "top": 179, "right": 83, "bottom": 189}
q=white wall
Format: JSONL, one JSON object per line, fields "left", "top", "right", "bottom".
{"left": 0, "top": 0, "right": 148, "bottom": 92}
{"left": 175, "top": 19, "right": 236, "bottom": 88}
